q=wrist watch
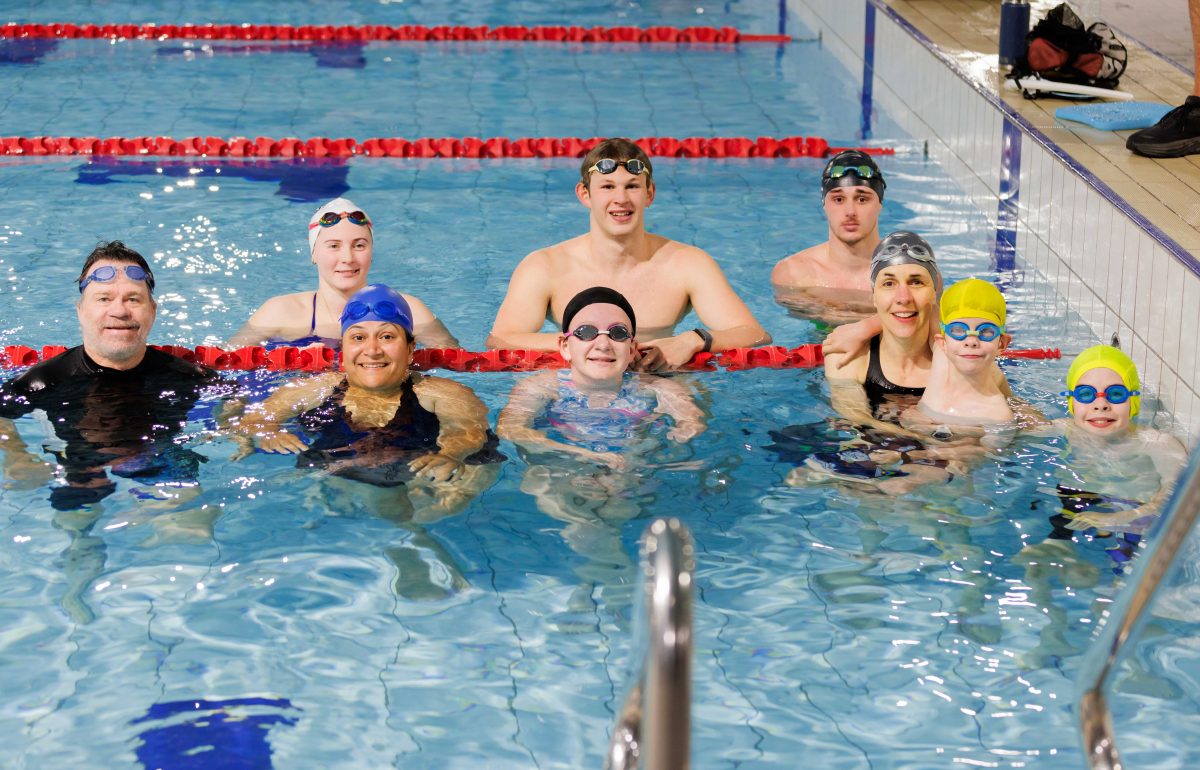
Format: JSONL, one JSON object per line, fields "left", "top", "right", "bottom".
{"left": 692, "top": 327, "right": 713, "bottom": 353}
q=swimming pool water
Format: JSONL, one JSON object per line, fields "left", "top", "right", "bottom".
{"left": 1, "top": 1, "right": 1197, "bottom": 768}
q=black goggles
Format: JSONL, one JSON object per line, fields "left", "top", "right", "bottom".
{"left": 588, "top": 158, "right": 647, "bottom": 177}
{"left": 78, "top": 264, "right": 153, "bottom": 293}
{"left": 569, "top": 323, "right": 633, "bottom": 342}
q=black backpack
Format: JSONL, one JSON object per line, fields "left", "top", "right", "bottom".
{"left": 1010, "top": 3, "right": 1127, "bottom": 92}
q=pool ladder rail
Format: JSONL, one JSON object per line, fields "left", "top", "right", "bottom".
{"left": 606, "top": 518, "right": 694, "bottom": 770}
{"left": 1077, "top": 446, "right": 1200, "bottom": 769}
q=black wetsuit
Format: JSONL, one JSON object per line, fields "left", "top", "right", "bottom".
{"left": 0, "top": 346, "right": 216, "bottom": 510}
{"left": 864, "top": 334, "right": 925, "bottom": 415}
{"left": 295, "top": 378, "right": 502, "bottom": 487}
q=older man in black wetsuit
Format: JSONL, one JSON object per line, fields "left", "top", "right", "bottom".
{"left": 0, "top": 241, "right": 215, "bottom": 510}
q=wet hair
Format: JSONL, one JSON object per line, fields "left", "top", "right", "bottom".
{"left": 561, "top": 286, "right": 637, "bottom": 335}
{"left": 579, "top": 138, "right": 654, "bottom": 187}
{"left": 76, "top": 241, "right": 156, "bottom": 295}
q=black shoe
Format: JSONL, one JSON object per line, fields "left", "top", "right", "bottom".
{"left": 1126, "top": 95, "right": 1200, "bottom": 158}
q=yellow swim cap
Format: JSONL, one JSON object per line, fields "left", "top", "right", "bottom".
{"left": 939, "top": 278, "right": 1006, "bottom": 327}
{"left": 1066, "top": 344, "right": 1141, "bottom": 417}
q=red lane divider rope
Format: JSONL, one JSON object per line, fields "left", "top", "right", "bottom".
{"left": 2, "top": 22, "right": 788, "bottom": 44}
{"left": 0, "top": 135, "right": 896, "bottom": 159}
{"left": 0, "top": 344, "right": 1062, "bottom": 372}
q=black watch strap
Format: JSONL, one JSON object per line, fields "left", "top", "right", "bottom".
{"left": 692, "top": 327, "right": 713, "bottom": 353}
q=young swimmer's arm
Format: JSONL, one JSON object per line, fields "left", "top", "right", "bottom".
{"left": 648, "top": 377, "right": 707, "bottom": 442}
{"left": 487, "top": 250, "right": 562, "bottom": 351}
{"left": 411, "top": 377, "right": 489, "bottom": 482}
{"left": 826, "top": 371, "right": 929, "bottom": 441}
{"left": 636, "top": 249, "right": 770, "bottom": 370}
{"left": 822, "top": 315, "right": 881, "bottom": 367}
{"left": 497, "top": 374, "right": 626, "bottom": 466}
{"left": 237, "top": 374, "right": 339, "bottom": 454}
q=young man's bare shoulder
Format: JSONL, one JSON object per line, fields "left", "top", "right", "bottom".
{"left": 772, "top": 243, "right": 827, "bottom": 284}
{"left": 649, "top": 236, "right": 715, "bottom": 266}
{"left": 524, "top": 235, "right": 587, "bottom": 266}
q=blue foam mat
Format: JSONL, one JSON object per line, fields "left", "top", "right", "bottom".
{"left": 1056, "top": 101, "right": 1172, "bottom": 131}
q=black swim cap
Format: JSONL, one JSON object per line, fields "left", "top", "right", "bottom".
{"left": 561, "top": 286, "right": 637, "bottom": 335}
{"left": 821, "top": 150, "right": 886, "bottom": 202}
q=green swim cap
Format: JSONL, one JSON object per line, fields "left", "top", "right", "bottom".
{"left": 1066, "top": 344, "right": 1141, "bottom": 417}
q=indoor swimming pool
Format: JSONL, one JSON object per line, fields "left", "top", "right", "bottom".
{"left": 1, "top": 1, "right": 1197, "bottom": 768}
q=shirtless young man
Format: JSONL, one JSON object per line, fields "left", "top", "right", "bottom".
{"left": 771, "top": 150, "right": 885, "bottom": 324}
{"left": 486, "top": 137, "right": 769, "bottom": 370}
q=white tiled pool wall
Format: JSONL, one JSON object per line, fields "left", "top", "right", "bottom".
{"left": 791, "top": 0, "right": 1200, "bottom": 444}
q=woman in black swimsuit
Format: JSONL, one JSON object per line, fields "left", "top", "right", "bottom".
{"left": 821, "top": 231, "right": 943, "bottom": 425}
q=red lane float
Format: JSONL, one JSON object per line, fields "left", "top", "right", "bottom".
{"left": 0, "top": 134, "right": 892, "bottom": 159}
{"left": 0, "top": 22, "right": 788, "bottom": 44}
{"left": 0, "top": 344, "right": 1061, "bottom": 372}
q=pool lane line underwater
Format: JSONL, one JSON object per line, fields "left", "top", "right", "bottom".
{"left": 0, "top": 135, "right": 890, "bottom": 159}
{"left": 0, "top": 22, "right": 791, "bottom": 44}
{"left": 862, "top": 0, "right": 1200, "bottom": 280}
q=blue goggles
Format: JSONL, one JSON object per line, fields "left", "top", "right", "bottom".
{"left": 1061, "top": 384, "right": 1140, "bottom": 406}
{"left": 341, "top": 300, "right": 412, "bottom": 331}
{"left": 78, "top": 264, "right": 153, "bottom": 293}
{"left": 941, "top": 321, "right": 1003, "bottom": 342}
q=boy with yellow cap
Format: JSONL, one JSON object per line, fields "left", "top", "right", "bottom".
{"left": 1052, "top": 344, "right": 1186, "bottom": 537}
{"left": 901, "top": 278, "right": 1016, "bottom": 443}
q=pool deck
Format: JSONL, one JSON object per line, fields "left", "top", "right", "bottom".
{"left": 886, "top": 0, "right": 1200, "bottom": 254}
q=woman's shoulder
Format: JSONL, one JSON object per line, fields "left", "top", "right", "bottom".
{"left": 252, "top": 291, "right": 314, "bottom": 319}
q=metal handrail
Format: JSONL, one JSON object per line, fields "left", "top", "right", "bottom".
{"left": 606, "top": 518, "right": 695, "bottom": 770}
{"left": 1077, "top": 447, "right": 1200, "bottom": 769}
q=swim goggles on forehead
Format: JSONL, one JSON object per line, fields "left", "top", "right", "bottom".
{"left": 941, "top": 321, "right": 1003, "bottom": 342}
{"left": 877, "top": 241, "right": 933, "bottom": 261}
{"left": 78, "top": 264, "right": 153, "bottom": 293}
{"left": 569, "top": 323, "right": 633, "bottom": 342}
{"left": 587, "top": 158, "right": 647, "bottom": 176}
{"left": 342, "top": 300, "right": 406, "bottom": 324}
{"left": 1061, "top": 384, "right": 1140, "bottom": 405}
{"left": 826, "top": 164, "right": 879, "bottom": 180}
{"left": 309, "top": 210, "right": 371, "bottom": 230}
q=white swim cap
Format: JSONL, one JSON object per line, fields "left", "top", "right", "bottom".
{"left": 307, "top": 197, "right": 372, "bottom": 254}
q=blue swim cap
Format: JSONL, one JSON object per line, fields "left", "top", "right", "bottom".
{"left": 340, "top": 284, "right": 414, "bottom": 336}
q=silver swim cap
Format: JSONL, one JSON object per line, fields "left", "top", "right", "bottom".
{"left": 869, "top": 231, "right": 941, "bottom": 291}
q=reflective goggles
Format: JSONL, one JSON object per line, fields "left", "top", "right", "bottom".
{"left": 826, "top": 164, "right": 879, "bottom": 180}
{"left": 309, "top": 210, "right": 371, "bottom": 230}
{"left": 941, "top": 321, "right": 1003, "bottom": 342}
{"left": 568, "top": 323, "right": 633, "bottom": 342}
{"left": 1061, "top": 384, "right": 1140, "bottom": 405}
{"left": 343, "top": 300, "right": 405, "bottom": 324}
{"left": 587, "top": 158, "right": 647, "bottom": 177}
{"left": 78, "top": 264, "right": 153, "bottom": 293}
